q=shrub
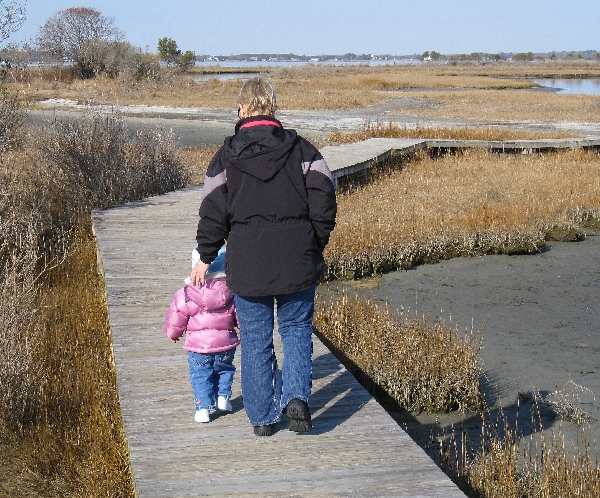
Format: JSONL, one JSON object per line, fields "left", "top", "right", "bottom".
{"left": 0, "top": 86, "right": 24, "bottom": 152}
{"left": 38, "top": 109, "right": 190, "bottom": 210}
{"left": 117, "top": 49, "right": 161, "bottom": 83}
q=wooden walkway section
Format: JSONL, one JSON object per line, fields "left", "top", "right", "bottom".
{"left": 320, "top": 137, "right": 600, "bottom": 184}
{"left": 93, "top": 183, "right": 465, "bottom": 496}
{"left": 92, "top": 135, "right": 600, "bottom": 497}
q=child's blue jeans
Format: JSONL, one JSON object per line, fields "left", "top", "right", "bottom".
{"left": 188, "top": 348, "right": 236, "bottom": 410}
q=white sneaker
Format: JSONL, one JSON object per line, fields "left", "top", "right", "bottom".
{"left": 217, "top": 396, "right": 232, "bottom": 412}
{"left": 195, "top": 408, "right": 210, "bottom": 423}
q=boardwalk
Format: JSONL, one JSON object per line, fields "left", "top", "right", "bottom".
{"left": 93, "top": 165, "right": 466, "bottom": 496}
{"left": 93, "top": 136, "right": 600, "bottom": 496}
{"left": 319, "top": 137, "right": 600, "bottom": 183}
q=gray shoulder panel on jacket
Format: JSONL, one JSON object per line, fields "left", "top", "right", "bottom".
{"left": 302, "top": 158, "right": 333, "bottom": 182}
{"left": 202, "top": 170, "right": 227, "bottom": 199}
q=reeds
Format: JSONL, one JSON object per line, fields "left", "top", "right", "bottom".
{"left": 0, "top": 187, "right": 41, "bottom": 427}
{"left": 314, "top": 292, "right": 483, "bottom": 413}
{"left": 325, "top": 121, "right": 573, "bottom": 145}
{"left": 0, "top": 227, "right": 136, "bottom": 497}
{"left": 324, "top": 148, "right": 600, "bottom": 280}
{"left": 456, "top": 407, "right": 600, "bottom": 497}
{"left": 0, "top": 99, "right": 198, "bottom": 496}
{"left": 314, "top": 287, "right": 600, "bottom": 497}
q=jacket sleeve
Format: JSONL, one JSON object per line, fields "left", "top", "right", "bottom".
{"left": 300, "top": 140, "right": 337, "bottom": 251}
{"left": 197, "top": 147, "right": 230, "bottom": 264}
{"left": 164, "top": 288, "right": 191, "bottom": 340}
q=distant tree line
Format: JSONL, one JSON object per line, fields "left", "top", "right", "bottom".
{"left": 204, "top": 52, "right": 376, "bottom": 62}
{"left": 421, "top": 50, "right": 600, "bottom": 63}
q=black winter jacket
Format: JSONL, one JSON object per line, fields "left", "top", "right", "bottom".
{"left": 196, "top": 116, "right": 337, "bottom": 297}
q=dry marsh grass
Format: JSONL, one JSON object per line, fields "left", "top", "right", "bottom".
{"left": 314, "top": 293, "right": 482, "bottom": 413}
{"left": 178, "top": 144, "right": 219, "bottom": 184}
{"left": 434, "top": 60, "right": 600, "bottom": 80}
{"left": 396, "top": 88, "right": 600, "bottom": 123}
{"left": 324, "top": 148, "right": 600, "bottom": 280}
{"left": 0, "top": 104, "right": 197, "bottom": 496}
{"left": 313, "top": 290, "right": 600, "bottom": 497}
{"left": 0, "top": 228, "right": 135, "bottom": 497}
{"left": 454, "top": 410, "right": 600, "bottom": 497}
{"left": 6, "top": 61, "right": 600, "bottom": 123}
{"left": 325, "top": 122, "right": 573, "bottom": 145}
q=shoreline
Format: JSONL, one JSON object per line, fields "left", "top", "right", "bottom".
{"left": 341, "top": 234, "right": 600, "bottom": 460}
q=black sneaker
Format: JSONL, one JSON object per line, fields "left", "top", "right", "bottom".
{"left": 286, "top": 398, "right": 312, "bottom": 432}
{"left": 253, "top": 424, "right": 275, "bottom": 436}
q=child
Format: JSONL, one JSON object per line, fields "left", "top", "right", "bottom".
{"left": 165, "top": 245, "right": 239, "bottom": 423}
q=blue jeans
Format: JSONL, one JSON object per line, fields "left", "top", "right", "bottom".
{"left": 234, "top": 285, "right": 315, "bottom": 427}
{"left": 188, "top": 349, "right": 236, "bottom": 410}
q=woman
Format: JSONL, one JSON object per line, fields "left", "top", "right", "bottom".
{"left": 190, "top": 77, "right": 337, "bottom": 436}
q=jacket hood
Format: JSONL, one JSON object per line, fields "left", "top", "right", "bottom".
{"left": 184, "top": 278, "right": 232, "bottom": 311}
{"left": 224, "top": 117, "right": 298, "bottom": 181}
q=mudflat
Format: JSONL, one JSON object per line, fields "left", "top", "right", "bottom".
{"left": 348, "top": 234, "right": 600, "bottom": 459}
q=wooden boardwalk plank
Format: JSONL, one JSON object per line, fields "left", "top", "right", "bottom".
{"left": 93, "top": 179, "right": 465, "bottom": 497}
{"left": 320, "top": 137, "right": 600, "bottom": 185}
{"left": 321, "top": 138, "right": 426, "bottom": 180}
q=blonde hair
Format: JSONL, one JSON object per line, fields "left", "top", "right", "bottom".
{"left": 237, "top": 77, "right": 277, "bottom": 116}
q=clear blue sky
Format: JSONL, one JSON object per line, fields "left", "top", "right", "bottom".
{"left": 7, "top": 0, "right": 600, "bottom": 56}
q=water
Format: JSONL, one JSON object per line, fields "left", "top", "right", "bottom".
{"left": 534, "top": 78, "right": 600, "bottom": 95}
{"left": 194, "top": 59, "right": 419, "bottom": 69}
{"left": 190, "top": 59, "right": 420, "bottom": 82}
{"left": 189, "top": 72, "right": 260, "bottom": 82}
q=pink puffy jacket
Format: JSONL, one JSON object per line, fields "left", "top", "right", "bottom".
{"left": 164, "top": 277, "right": 239, "bottom": 354}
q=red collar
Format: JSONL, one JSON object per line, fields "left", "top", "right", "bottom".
{"left": 239, "top": 119, "right": 282, "bottom": 129}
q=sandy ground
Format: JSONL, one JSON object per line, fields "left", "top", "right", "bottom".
{"left": 30, "top": 95, "right": 600, "bottom": 146}
{"left": 31, "top": 98, "right": 600, "bottom": 462}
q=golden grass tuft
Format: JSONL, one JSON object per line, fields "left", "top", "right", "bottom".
{"left": 460, "top": 413, "right": 600, "bottom": 498}
{"left": 314, "top": 292, "right": 483, "bottom": 413}
{"left": 325, "top": 122, "right": 574, "bottom": 145}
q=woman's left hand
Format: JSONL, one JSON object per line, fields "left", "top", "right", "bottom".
{"left": 190, "top": 260, "right": 211, "bottom": 286}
